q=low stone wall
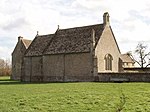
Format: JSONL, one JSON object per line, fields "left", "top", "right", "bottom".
{"left": 124, "top": 67, "right": 150, "bottom": 73}
{"left": 97, "top": 73, "right": 150, "bottom": 82}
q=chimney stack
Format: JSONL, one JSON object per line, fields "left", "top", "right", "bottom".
{"left": 18, "top": 36, "right": 23, "bottom": 41}
{"left": 103, "top": 12, "right": 110, "bottom": 26}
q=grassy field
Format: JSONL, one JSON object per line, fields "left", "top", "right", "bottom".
{"left": 0, "top": 76, "right": 10, "bottom": 80}
{"left": 0, "top": 77, "right": 150, "bottom": 112}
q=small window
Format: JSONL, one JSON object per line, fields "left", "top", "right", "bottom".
{"left": 126, "top": 63, "right": 129, "bottom": 66}
{"left": 104, "top": 54, "right": 113, "bottom": 70}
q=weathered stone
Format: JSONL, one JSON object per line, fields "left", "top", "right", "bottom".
{"left": 11, "top": 37, "right": 31, "bottom": 80}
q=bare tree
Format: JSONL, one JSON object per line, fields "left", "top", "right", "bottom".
{"left": 127, "top": 43, "right": 150, "bottom": 68}
{"left": 0, "top": 59, "right": 5, "bottom": 68}
{"left": 0, "top": 58, "right": 11, "bottom": 76}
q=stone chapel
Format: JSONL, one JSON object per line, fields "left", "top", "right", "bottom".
{"left": 11, "top": 12, "right": 134, "bottom": 82}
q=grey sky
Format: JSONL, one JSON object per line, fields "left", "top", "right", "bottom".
{"left": 0, "top": 0, "right": 150, "bottom": 59}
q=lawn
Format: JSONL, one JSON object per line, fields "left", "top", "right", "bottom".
{"left": 0, "top": 77, "right": 150, "bottom": 112}
{"left": 0, "top": 76, "right": 10, "bottom": 80}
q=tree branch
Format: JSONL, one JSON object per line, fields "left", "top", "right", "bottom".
{"left": 145, "top": 63, "right": 150, "bottom": 68}
{"left": 143, "top": 52, "right": 150, "bottom": 59}
{"left": 130, "top": 54, "right": 142, "bottom": 67}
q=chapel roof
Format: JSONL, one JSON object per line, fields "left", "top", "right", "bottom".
{"left": 25, "top": 23, "right": 105, "bottom": 56}
{"left": 120, "top": 54, "right": 134, "bottom": 63}
{"left": 44, "top": 24, "right": 104, "bottom": 55}
{"left": 25, "top": 34, "right": 54, "bottom": 56}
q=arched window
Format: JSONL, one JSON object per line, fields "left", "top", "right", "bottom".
{"left": 104, "top": 54, "right": 113, "bottom": 71}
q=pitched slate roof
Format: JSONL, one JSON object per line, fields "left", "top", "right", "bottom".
{"left": 25, "top": 24, "right": 105, "bottom": 56}
{"left": 120, "top": 54, "right": 134, "bottom": 63}
{"left": 25, "top": 34, "right": 54, "bottom": 56}
{"left": 44, "top": 24, "right": 104, "bottom": 55}
{"left": 22, "top": 39, "right": 32, "bottom": 49}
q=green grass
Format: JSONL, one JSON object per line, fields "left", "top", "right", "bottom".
{"left": 0, "top": 76, "right": 10, "bottom": 80}
{"left": 0, "top": 77, "right": 150, "bottom": 112}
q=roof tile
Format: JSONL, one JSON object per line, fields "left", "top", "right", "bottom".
{"left": 44, "top": 24, "right": 104, "bottom": 54}
{"left": 25, "top": 34, "right": 54, "bottom": 56}
{"left": 120, "top": 54, "right": 134, "bottom": 63}
{"left": 25, "top": 24, "right": 104, "bottom": 56}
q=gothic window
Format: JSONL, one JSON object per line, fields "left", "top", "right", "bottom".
{"left": 104, "top": 54, "right": 113, "bottom": 70}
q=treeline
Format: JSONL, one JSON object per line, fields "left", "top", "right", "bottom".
{"left": 0, "top": 59, "right": 11, "bottom": 76}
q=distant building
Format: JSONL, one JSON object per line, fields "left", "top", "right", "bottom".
{"left": 120, "top": 54, "right": 134, "bottom": 68}
{"left": 12, "top": 12, "right": 134, "bottom": 82}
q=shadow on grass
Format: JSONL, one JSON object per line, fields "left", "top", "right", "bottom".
{"left": 0, "top": 81, "right": 22, "bottom": 85}
{"left": 0, "top": 79, "right": 72, "bottom": 85}
{"left": 0, "top": 80, "right": 102, "bottom": 85}
{"left": 0, "top": 79, "right": 52, "bottom": 85}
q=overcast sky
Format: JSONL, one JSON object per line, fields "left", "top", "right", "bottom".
{"left": 1, "top": 0, "right": 150, "bottom": 60}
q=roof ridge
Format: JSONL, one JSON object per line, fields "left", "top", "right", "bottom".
{"left": 37, "top": 33, "right": 54, "bottom": 37}
{"left": 42, "top": 30, "right": 59, "bottom": 55}
{"left": 24, "top": 36, "right": 38, "bottom": 56}
{"left": 59, "top": 23, "right": 103, "bottom": 31}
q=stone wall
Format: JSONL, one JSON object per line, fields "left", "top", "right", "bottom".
{"left": 22, "top": 56, "right": 42, "bottom": 82}
{"left": 43, "top": 53, "right": 94, "bottom": 82}
{"left": 95, "top": 25, "right": 121, "bottom": 72}
{"left": 65, "top": 53, "right": 93, "bottom": 81}
{"left": 22, "top": 57, "right": 31, "bottom": 81}
{"left": 22, "top": 52, "right": 94, "bottom": 82}
{"left": 43, "top": 54, "right": 64, "bottom": 82}
{"left": 97, "top": 73, "right": 150, "bottom": 82}
{"left": 12, "top": 39, "right": 26, "bottom": 80}
{"left": 124, "top": 67, "right": 150, "bottom": 73}
{"left": 30, "top": 56, "right": 43, "bottom": 82}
